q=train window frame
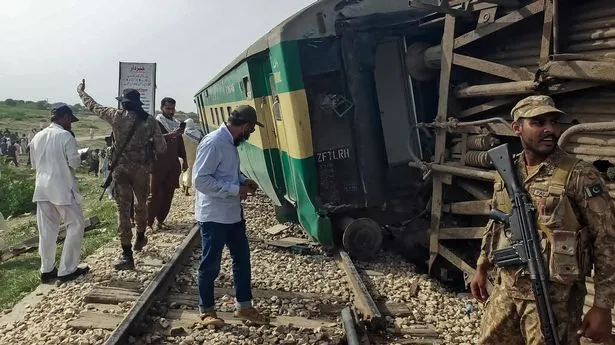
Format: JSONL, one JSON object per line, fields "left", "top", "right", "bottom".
{"left": 215, "top": 107, "right": 220, "bottom": 124}
{"left": 210, "top": 108, "right": 215, "bottom": 125}
{"left": 227, "top": 106, "right": 232, "bottom": 118}
{"left": 268, "top": 74, "right": 282, "bottom": 121}
{"left": 220, "top": 107, "right": 225, "bottom": 122}
{"left": 242, "top": 76, "right": 252, "bottom": 99}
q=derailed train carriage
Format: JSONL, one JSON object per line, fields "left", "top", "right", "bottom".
{"left": 194, "top": 0, "right": 615, "bottom": 291}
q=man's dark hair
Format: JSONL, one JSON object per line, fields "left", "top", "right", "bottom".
{"left": 228, "top": 117, "right": 248, "bottom": 127}
{"left": 161, "top": 97, "right": 176, "bottom": 107}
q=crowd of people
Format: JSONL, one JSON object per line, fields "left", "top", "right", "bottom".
{"left": 27, "top": 79, "right": 268, "bottom": 325}
{"left": 0, "top": 128, "right": 38, "bottom": 167}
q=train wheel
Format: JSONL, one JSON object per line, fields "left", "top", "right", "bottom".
{"left": 341, "top": 217, "right": 383, "bottom": 261}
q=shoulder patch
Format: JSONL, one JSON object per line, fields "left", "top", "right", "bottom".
{"left": 584, "top": 182, "right": 604, "bottom": 198}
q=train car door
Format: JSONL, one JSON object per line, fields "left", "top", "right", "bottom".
{"left": 267, "top": 73, "right": 298, "bottom": 204}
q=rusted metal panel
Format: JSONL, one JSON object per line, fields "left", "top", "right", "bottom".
{"left": 454, "top": 80, "right": 537, "bottom": 98}
{"left": 437, "top": 244, "right": 477, "bottom": 277}
{"left": 439, "top": 227, "right": 485, "bottom": 240}
{"left": 429, "top": 13, "right": 457, "bottom": 272}
{"left": 453, "top": 53, "right": 535, "bottom": 81}
{"left": 457, "top": 180, "right": 492, "bottom": 200}
{"left": 454, "top": 0, "right": 545, "bottom": 49}
{"left": 542, "top": 60, "right": 615, "bottom": 82}
{"left": 442, "top": 200, "right": 492, "bottom": 215}
{"left": 459, "top": 99, "right": 517, "bottom": 118}
{"left": 564, "top": 143, "right": 615, "bottom": 158}
{"left": 411, "top": 161, "right": 497, "bottom": 181}
{"left": 540, "top": 0, "right": 554, "bottom": 65}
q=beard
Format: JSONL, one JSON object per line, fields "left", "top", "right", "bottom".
{"left": 233, "top": 131, "right": 251, "bottom": 146}
{"left": 521, "top": 133, "right": 558, "bottom": 157}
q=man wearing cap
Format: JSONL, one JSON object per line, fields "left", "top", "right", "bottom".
{"left": 470, "top": 95, "right": 615, "bottom": 344}
{"left": 78, "top": 80, "right": 166, "bottom": 270}
{"left": 193, "top": 104, "right": 269, "bottom": 327}
{"left": 29, "top": 104, "right": 90, "bottom": 283}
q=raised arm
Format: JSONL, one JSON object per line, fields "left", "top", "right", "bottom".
{"left": 77, "top": 80, "right": 120, "bottom": 125}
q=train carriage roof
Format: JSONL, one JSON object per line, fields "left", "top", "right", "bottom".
{"left": 195, "top": 0, "right": 416, "bottom": 96}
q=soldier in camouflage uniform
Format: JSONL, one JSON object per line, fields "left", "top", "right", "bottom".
{"left": 78, "top": 80, "right": 167, "bottom": 270}
{"left": 470, "top": 95, "right": 615, "bottom": 344}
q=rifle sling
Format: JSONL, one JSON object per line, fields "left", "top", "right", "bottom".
{"left": 108, "top": 117, "right": 142, "bottom": 172}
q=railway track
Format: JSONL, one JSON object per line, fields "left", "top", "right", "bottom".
{"left": 0, "top": 192, "right": 478, "bottom": 345}
{"left": 62, "top": 222, "right": 451, "bottom": 345}
{"left": 67, "top": 224, "right": 444, "bottom": 345}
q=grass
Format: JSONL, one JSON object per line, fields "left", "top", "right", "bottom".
{"left": 0, "top": 103, "right": 111, "bottom": 138}
{"left": 0, "top": 168, "right": 118, "bottom": 310}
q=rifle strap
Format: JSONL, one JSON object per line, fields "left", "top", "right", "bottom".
{"left": 108, "top": 117, "right": 141, "bottom": 171}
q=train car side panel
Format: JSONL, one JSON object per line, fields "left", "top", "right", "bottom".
{"left": 197, "top": 61, "right": 285, "bottom": 207}
{"left": 269, "top": 41, "right": 334, "bottom": 246}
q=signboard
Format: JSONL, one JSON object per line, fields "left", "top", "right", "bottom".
{"left": 118, "top": 62, "right": 157, "bottom": 115}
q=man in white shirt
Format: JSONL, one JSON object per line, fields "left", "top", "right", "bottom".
{"left": 29, "top": 104, "right": 90, "bottom": 283}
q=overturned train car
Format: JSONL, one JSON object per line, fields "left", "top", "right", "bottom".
{"left": 194, "top": 0, "right": 615, "bottom": 291}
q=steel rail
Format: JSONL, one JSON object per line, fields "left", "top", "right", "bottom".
{"left": 336, "top": 249, "right": 385, "bottom": 331}
{"left": 104, "top": 224, "right": 201, "bottom": 345}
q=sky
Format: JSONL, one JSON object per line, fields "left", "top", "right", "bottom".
{"left": 0, "top": 0, "right": 316, "bottom": 113}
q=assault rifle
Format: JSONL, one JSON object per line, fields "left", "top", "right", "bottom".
{"left": 98, "top": 118, "right": 141, "bottom": 201}
{"left": 487, "top": 143, "right": 562, "bottom": 345}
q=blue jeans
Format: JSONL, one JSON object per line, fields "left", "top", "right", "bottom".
{"left": 197, "top": 220, "right": 252, "bottom": 312}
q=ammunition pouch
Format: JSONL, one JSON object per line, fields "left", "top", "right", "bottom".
{"left": 492, "top": 155, "right": 591, "bottom": 285}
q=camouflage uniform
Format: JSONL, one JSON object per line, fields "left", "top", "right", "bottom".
{"left": 477, "top": 96, "right": 615, "bottom": 345}
{"left": 78, "top": 90, "right": 166, "bottom": 246}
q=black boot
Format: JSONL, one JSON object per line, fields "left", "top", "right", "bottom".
{"left": 114, "top": 245, "right": 135, "bottom": 270}
{"left": 133, "top": 232, "right": 148, "bottom": 251}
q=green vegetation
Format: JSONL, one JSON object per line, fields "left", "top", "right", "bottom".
{"left": 0, "top": 99, "right": 111, "bottom": 139}
{"left": 0, "top": 161, "right": 36, "bottom": 217}
{"left": 0, "top": 167, "right": 118, "bottom": 310}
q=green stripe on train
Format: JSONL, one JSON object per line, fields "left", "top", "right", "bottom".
{"left": 201, "top": 62, "right": 252, "bottom": 106}
{"left": 269, "top": 41, "right": 304, "bottom": 94}
{"left": 238, "top": 142, "right": 283, "bottom": 207}
{"left": 200, "top": 41, "right": 304, "bottom": 106}
{"left": 238, "top": 141, "right": 333, "bottom": 246}
{"left": 280, "top": 151, "right": 333, "bottom": 247}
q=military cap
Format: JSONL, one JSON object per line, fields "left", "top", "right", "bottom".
{"left": 50, "top": 103, "right": 79, "bottom": 123}
{"left": 230, "top": 105, "right": 264, "bottom": 127}
{"left": 116, "top": 89, "right": 143, "bottom": 106}
{"left": 510, "top": 95, "right": 573, "bottom": 123}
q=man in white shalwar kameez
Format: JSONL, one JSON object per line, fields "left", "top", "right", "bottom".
{"left": 29, "top": 104, "right": 90, "bottom": 283}
{"left": 181, "top": 118, "right": 203, "bottom": 196}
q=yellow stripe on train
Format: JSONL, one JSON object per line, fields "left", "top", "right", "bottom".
{"left": 200, "top": 89, "right": 314, "bottom": 160}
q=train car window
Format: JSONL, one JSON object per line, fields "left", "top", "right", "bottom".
{"left": 220, "top": 107, "right": 225, "bottom": 122}
{"left": 227, "top": 106, "right": 232, "bottom": 117}
{"left": 242, "top": 77, "right": 252, "bottom": 99}
{"left": 269, "top": 74, "right": 282, "bottom": 121}
{"left": 210, "top": 108, "right": 215, "bottom": 125}
{"left": 215, "top": 108, "right": 220, "bottom": 124}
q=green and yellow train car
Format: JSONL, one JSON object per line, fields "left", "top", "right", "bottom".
{"left": 194, "top": 0, "right": 437, "bottom": 260}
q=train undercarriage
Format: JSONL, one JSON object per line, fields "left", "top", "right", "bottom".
{"left": 323, "top": 0, "right": 615, "bottom": 290}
